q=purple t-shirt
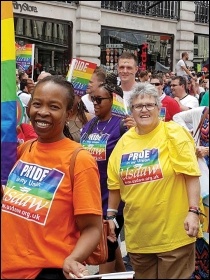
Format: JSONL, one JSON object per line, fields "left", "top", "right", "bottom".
{"left": 80, "top": 115, "right": 126, "bottom": 215}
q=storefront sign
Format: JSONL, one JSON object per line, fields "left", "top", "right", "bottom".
{"left": 106, "top": 44, "right": 123, "bottom": 49}
{"left": 13, "top": 1, "right": 38, "bottom": 13}
{"left": 140, "top": 43, "right": 148, "bottom": 71}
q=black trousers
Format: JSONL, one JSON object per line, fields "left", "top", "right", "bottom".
{"left": 103, "top": 215, "right": 124, "bottom": 262}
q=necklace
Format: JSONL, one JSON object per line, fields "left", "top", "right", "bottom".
{"left": 96, "top": 117, "right": 112, "bottom": 135}
{"left": 180, "top": 94, "right": 188, "bottom": 100}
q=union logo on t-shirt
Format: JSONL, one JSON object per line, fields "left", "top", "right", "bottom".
{"left": 120, "top": 149, "right": 163, "bottom": 185}
{"left": 1, "top": 160, "right": 64, "bottom": 225}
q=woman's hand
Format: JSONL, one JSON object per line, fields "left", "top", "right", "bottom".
{"left": 107, "top": 220, "right": 117, "bottom": 242}
{"left": 196, "top": 146, "right": 209, "bottom": 158}
{"left": 63, "top": 257, "right": 89, "bottom": 279}
{"left": 123, "top": 115, "right": 136, "bottom": 129}
{"left": 184, "top": 212, "right": 200, "bottom": 237}
{"left": 62, "top": 214, "right": 102, "bottom": 278}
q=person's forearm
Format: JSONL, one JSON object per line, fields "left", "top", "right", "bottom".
{"left": 190, "top": 86, "right": 197, "bottom": 96}
{"left": 68, "top": 215, "right": 102, "bottom": 263}
{"left": 69, "top": 225, "right": 101, "bottom": 262}
{"left": 183, "top": 66, "right": 194, "bottom": 79}
{"left": 107, "top": 189, "right": 121, "bottom": 215}
{"left": 184, "top": 67, "right": 193, "bottom": 77}
{"left": 184, "top": 174, "right": 200, "bottom": 208}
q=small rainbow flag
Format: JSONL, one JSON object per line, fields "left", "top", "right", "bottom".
{"left": 159, "top": 107, "right": 166, "bottom": 121}
{"left": 1, "top": 1, "right": 17, "bottom": 185}
{"left": 67, "top": 58, "right": 97, "bottom": 96}
{"left": 16, "top": 43, "right": 35, "bottom": 73}
{"left": 111, "top": 93, "right": 127, "bottom": 118}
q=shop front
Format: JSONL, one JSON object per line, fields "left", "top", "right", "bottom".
{"left": 14, "top": 11, "right": 73, "bottom": 81}
{"left": 13, "top": 1, "right": 73, "bottom": 81}
{"left": 100, "top": 28, "right": 174, "bottom": 74}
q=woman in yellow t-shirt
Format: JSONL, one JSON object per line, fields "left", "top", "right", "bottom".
{"left": 107, "top": 82, "right": 202, "bottom": 279}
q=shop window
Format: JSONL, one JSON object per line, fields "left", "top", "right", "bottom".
{"left": 193, "top": 34, "right": 209, "bottom": 69}
{"left": 14, "top": 16, "right": 72, "bottom": 81}
{"left": 100, "top": 28, "right": 173, "bottom": 72}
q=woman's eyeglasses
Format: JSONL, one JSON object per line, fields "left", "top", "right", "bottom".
{"left": 91, "top": 96, "right": 111, "bottom": 104}
{"left": 132, "top": 103, "right": 157, "bottom": 111}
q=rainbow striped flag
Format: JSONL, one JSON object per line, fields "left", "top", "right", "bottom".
{"left": 16, "top": 43, "right": 35, "bottom": 73}
{"left": 1, "top": 1, "right": 17, "bottom": 185}
{"left": 111, "top": 93, "right": 127, "bottom": 118}
{"left": 67, "top": 58, "right": 97, "bottom": 96}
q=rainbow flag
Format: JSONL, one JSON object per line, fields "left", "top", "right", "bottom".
{"left": 1, "top": 1, "right": 17, "bottom": 185}
{"left": 67, "top": 58, "right": 97, "bottom": 96}
{"left": 111, "top": 93, "right": 127, "bottom": 118}
{"left": 16, "top": 43, "right": 35, "bottom": 74}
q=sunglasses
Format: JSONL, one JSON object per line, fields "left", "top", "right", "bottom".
{"left": 150, "top": 82, "right": 161, "bottom": 86}
{"left": 91, "top": 96, "right": 111, "bottom": 104}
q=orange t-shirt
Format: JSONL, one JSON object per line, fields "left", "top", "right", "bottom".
{"left": 2, "top": 138, "right": 102, "bottom": 279}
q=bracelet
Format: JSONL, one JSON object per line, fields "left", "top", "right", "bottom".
{"left": 188, "top": 209, "right": 206, "bottom": 217}
{"left": 188, "top": 209, "right": 199, "bottom": 216}
{"left": 107, "top": 208, "right": 118, "bottom": 213}
{"left": 106, "top": 216, "right": 119, "bottom": 228}
{"left": 106, "top": 215, "right": 116, "bottom": 220}
{"left": 189, "top": 206, "right": 199, "bottom": 211}
{"left": 113, "top": 217, "right": 119, "bottom": 229}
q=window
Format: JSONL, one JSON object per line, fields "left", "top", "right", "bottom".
{"left": 14, "top": 15, "right": 72, "bottom": 80}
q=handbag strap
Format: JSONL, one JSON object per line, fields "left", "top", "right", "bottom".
{"left": 193, "top": 107, "right": 209, "bottom": 139}
{"left": 69, "top": 147, "right": 84, "bottom": 188}
{"left": 19, "top": 139, "right": 34, "bottom": 156}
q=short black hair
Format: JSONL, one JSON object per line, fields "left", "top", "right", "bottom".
{"left": 100, "top": 73, "right": 123, "bottom": 98}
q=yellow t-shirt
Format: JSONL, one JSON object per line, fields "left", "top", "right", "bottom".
{"left": 108, "top": 121, "right": 201, "bottom": 253}
{"left": 2, "top": 138, "right": 102, "bottom": 279}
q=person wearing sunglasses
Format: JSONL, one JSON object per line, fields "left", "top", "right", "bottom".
{"left": 106, "top": 82, "right": 202, "bottom": 279}
{"left": 82, "top": 66, "right": 106, "bottom": 118}
{"left": 80, "top": 73, "right": 127, "bottom": 275}
{"left": 150, "top": 74, "right": 181, "bottom": 121}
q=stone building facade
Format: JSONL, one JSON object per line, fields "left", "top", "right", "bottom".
{"left": 13, "top": 1, "right": 209, "bottom": 75}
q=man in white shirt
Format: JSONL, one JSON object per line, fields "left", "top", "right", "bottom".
{"left": 117, "top": 52, "right": 139, "bottom": 128}
{"left": 171, "top": 76, "right": 199, "bottom": 111}
{"left": 175, "top": 52, "right": 196, "bottom": 81}
{"left": 82, "top": 66, "right": 106, "bottom": 117}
